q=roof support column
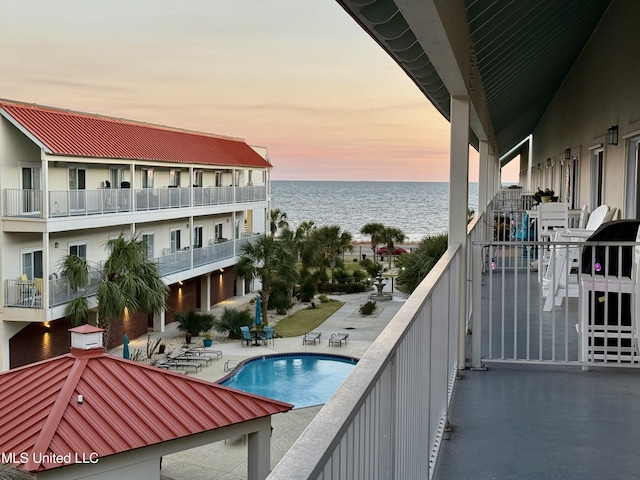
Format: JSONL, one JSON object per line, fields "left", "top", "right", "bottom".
{"left": 247, "top": 423, "right": 271, "bottom": 480}
{"left": 201, "top": 273, "right": 211, "bottom": 312}
{"left": 527, "top": 135, "right": 533, "bottom": 190}
{"left": 478, "top": 140, "right": 490, "bottom": 212}
{"left": 449, "top": 96, "right": 470, "bottom": 370}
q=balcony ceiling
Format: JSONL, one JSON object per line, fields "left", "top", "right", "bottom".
{"left": 336, "top": 0, "right": 611, "bottom": 157}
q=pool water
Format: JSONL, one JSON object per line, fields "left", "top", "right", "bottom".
{"left": 219, "top": 354, "right": 357, "bottom": 408}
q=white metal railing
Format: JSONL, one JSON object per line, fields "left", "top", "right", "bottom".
{"left": 193, "top": 241, "right": 235, "bottom": 267}
{"left": 471, "top": 238, "right": 640, "bottom": 368}
{"left": 269, "top": 243, "right": 462, "bottom": 480}
{"left": 4, "top": 189, "right": 42, "bottom": 217}
{"left": 193, "top": 186, "right": 234, "bottom": 206}
{"left": 4, "top": 185, "right": 267, "bottom": 217}
{"left": 49, "top": 189, "right": 132, "bottom": 217}
{"left": 5, "top": 272, "right": 101, "bottom": 308}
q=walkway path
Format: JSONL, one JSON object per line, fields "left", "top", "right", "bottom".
{"left": 111, "top": 289, "right": 407, "bottom": 479}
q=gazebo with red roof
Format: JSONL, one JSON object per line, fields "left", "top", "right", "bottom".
{"left": 0, "top": 326, "right": 292, "bottom": 480}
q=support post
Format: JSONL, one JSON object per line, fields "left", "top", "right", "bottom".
{"left": 449, "top": 96, "right": 470, "bottom": 370}
{"left": 478, "top": 140, "right": 490, "bottom": 211}
{"left": 247, "top": 425, "right": 271, "bottom": 480}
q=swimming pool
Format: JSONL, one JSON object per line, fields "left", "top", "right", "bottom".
{"left": 219, "top": 353, "right": 357, "bottom": 408}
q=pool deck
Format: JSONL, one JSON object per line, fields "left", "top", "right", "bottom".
{"left": 108, "top": 289, "right": 408, "bottom": 480}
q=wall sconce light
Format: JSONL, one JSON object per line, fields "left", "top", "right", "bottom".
{"left": 607, "top": 125, "right": 618, "bottom": 145}
{"left": 564, "top": 148, "right": 571, "bottom": 161}
{"left": 546, "top": 158, "right": 552, "bottom": 167}
{"left": 220, "top": 268, "right": 224, "bottom": 273}
{"left": 54, "top": 242, "right": 59, "bottom": 248}
{"left": 178, "top": 280, "right": 183, "bottom": 286}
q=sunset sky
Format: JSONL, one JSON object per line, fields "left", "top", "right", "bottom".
{"left": 1, "top": 0, "right": 518, "bottom": 182}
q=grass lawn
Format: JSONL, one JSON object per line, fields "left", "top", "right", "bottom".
{"left": 274, "top": 300, "right": 345, "bottom": 337}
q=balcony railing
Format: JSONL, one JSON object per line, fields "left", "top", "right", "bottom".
{"left": 5, "top": 272, "right": 101, "bottom": 309}
{"left": 269, "top": 241, "right": 464, "bottom": 479}
{"left": 4, "top": 235, "right": 260, "bottom": 309}
{"left": 4, "top": 185, "right": 268, "bottom": 218}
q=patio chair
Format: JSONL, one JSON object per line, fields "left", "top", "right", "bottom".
{"left": 303, "top": 331, "right": 322, "bottom": 345}
{"left": 261, "top": 326, "right": 274, "bottom": 346}
{"left": 578, "top": 220, "right": 640, "bottom": 363}
{"left": 542, "top": 205, "right": 613, "bottom": 310}
{"left": 240, "top": 326, "right": 252, "bottom": 346}
{"left": 329, "top": 333, "right": 349, "bottom": 347}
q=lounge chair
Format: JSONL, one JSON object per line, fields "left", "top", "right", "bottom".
{"left": 171, "top": 354, "right": 212, "bottom": 366}
{"left": 240, "top": 326, "right": 252, "bottom": 346}
{"left": 154, "top": 359, "right": 199, "bottom": 373}
{"left": 303, "top": 332, "right": 322, "bottom": 345}
{"left": 329, "top": 333, "right": 349, "bottom": 347}
{"left": 186, "top": 347, "right": 222, "bottom": 360}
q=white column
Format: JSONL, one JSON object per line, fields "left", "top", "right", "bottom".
{"left": 247, "top": 426, "right": 271, "bottom": 480}
{"left": 478, "top": 140, "right": 490, "bottom": 211}
{"left": 449, "top": 96, "right": 470, "bottom": 370}
{"left": 527, "top": 135, "right": 533, "bottom": 190}
{"left": 153, "top": 309, "right": 166, "bottom": 333}
{"left": 201, "top": 273, "right": 211, "bottom": 312}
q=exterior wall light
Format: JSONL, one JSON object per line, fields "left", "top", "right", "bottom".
{"left": 564, "top": 148, "right": 571, "bottom": 161}
{"left": 607, "top": 125, "right": 618, "bottom": 145}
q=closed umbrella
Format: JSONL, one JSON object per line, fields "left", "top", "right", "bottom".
{"left": 254, "top": 295, "right": 262, "bottom": 327}
{"left": 123, "top": 334, "right": 130, "bottom": 360}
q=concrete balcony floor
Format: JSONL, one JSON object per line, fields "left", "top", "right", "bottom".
{"left": 435, "top": 255, "right": 640, "bottom": 479}
{"left": 434, "top": 360, "right": 640, "bottom": 479}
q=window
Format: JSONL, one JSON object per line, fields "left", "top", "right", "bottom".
{"left": 215, "top": 171, "right": 223, "bottom": 187}
{"left": 69, "top": 168, "right": 86, "bottom": 211}
{"left": 194, "top": 170, "right": 203, "bottom": 187}
{"left": 69, "top": 243, "right": 87, "bottom": 260}
{"left": 142, "top": 233, "right": 154, "bottom": 258}
{"left": 170, "top": 229, "right": 181, "bottom": 253}
{"left": 625, "top": 136, "right": 640, "bottom": 218}
{"left": 215, "top": 223, "right": 223, "bottom": 241}
{"left": 21, "top": 166, "right": 41, "bottom": 213}
{"left": 109, "top": 168, "right": 124, "bottom": 189}
{"left": 170, "top": 169, "right": 181, "bottom": 187}
{"left": 235, "top": 219, "right": 241, "bottom": 239}
{"left": 142, "top": 169, "right": 154, "bottom": 188}
{"left": 591, "top": 149, "right": 604, "bottom": 209}
{"left": 193, "top": 226, "right": 203, "bottom": 249}
{"left": 21, "top": 249, "right": 43, "bottom": 280}
{"left": 567, "top": 154, "right": 579, "bottom": 210}
{"left": 248, "top": 170, "right": 253, "bottom": 185}
{"left": 234, "top": 171, "right": 240, "bottom": 186}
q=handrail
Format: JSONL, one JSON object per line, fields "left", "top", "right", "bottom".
{"left": 269, "top": 243, "right": 462, "bottom": 479}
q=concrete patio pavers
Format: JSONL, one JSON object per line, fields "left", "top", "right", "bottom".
{"left": 111, "top": 289, "right": 407, "bottom": 480}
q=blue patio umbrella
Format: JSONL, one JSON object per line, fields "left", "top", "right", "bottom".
{"left": 122, "top": 334, "right": 130, "bottom": 360}
{"left": 254, "top": 295, "right": 263, "bottom": 327}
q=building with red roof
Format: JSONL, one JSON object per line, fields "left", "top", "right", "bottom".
{"left": 0, "top": 326, "right": 292, "bottom": 479}
{"left": 0, "top": 99, "right": 272, "bottom": 370}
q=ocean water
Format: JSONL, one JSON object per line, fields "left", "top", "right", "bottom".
{"left": 271, "top": 181, "right": 479, "bottom": 243}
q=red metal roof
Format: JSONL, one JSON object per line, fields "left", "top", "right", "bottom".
{"left": 0, "top": 99, "right": 271, "bottom": 168}
{"left": 0, "top": 348, "right": 292, "bottom": 473}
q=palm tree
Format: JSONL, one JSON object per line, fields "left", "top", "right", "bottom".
{"left": 360, "top": 222, "right": 385, "bottom": 260}
{"left": 311, "top": 225, "right": 353, "bottom": 282}
{"left": 61, "top": 234, "right": 168, "bottom": 346}
{"left": 235, "top": 234, "right": 295, "bottom": 325}
{"left": 269, "top": 208, "right": 289, "bottom": 237}
{"left": 378, "top": 226, "right": 406, "bottom": 268}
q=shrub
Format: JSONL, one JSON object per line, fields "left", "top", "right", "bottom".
{"left": 270, "top": 289, "right": 291, "bottom": 315}
{"left": 174, "top": 309, "right": 215, "bottom": 336}
{"left": 352, "top": 268, "right": 366, "bottom": 282}
{"left": 359, "top": 301, "right": 377, "bottom": 315}
{"left": 213, "top": 308, "right": 253, "bottom": 339}
{"left": 361, "top": 259, "right": 384, "bottom": 277}
{"left": 396, "top": 233, "right": 448, "bottom": 294}
{"left": 299, "top": 275, "right": 317, "bottom": 302}
{"left": 318, "top": 294, "right": 330, "bottom": 303}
